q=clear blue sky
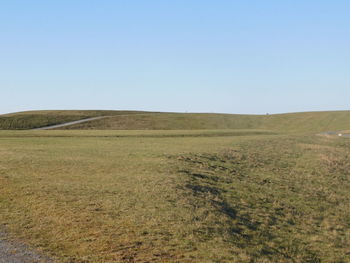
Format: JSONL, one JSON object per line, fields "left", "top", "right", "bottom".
{"left": 1, "top": 1, "right": 349, "bottom": 114}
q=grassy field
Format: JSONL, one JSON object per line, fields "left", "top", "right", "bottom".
{"left": 0, "top": 127, "right": 350, "bottom": 262}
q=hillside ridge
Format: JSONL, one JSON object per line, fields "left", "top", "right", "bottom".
{"left": 1, "top": 110, "right": 350, "bottom": 132}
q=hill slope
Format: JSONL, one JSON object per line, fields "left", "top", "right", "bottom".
{"left": 57, "top": 111, "right": 350, "bottom": 133}
{"left": 0, "top": 110, "right": 155, "bottom": 130}
{"left": 1, "top": 110, "right": 350, "bottom": 132}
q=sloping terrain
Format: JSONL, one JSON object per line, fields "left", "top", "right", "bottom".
{"left": 0, "top": 110, "right": 155, "bottom": 130}
{"left": 2, "top": 110, "right": 349, "bottom": 133}
{"left": 260, "top": 111, "right": 350, "bottom": 132}
{"left": 52, "top": 110, "right": 350, "bottom": 133}
{"left": 58, "top": 113, "right": 263, "bottom": 131}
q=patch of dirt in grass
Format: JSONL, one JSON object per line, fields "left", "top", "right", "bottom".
{"left": 0, "top": 229, "right": 52, "bottom": 263}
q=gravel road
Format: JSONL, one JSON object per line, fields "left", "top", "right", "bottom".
{"left": 32, "top": 116, "right": 107, "bottom": 130}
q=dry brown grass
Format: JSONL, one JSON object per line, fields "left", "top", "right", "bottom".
{"left": 0, "top": 131, "right": 349, "bottom": 262}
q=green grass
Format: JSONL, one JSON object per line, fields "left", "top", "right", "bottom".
{"left": 0, "top": 129, "right": 350, "bottom": 262}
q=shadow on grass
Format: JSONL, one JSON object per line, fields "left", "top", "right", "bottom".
{"left": 176, "top": 147, "right": 328, "bottom": 263}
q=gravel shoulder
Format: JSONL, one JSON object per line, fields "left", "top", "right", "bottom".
{"left": 0, "top": 231, "right": 52, "bottom": 263}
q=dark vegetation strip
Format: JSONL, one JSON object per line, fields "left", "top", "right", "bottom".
{"left": 0, "top": 131, "right": 277, "bottom": 139}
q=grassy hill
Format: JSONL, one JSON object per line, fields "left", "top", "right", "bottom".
{"left": 1, "top": 110, "right": 350, "bottom": 132}
{"left": 59, "top": 111, "right": 350, "bottom": 132}
{"left": 0, "top": 110, "right": 154, "bottom": 130}
{"left": 260, "top": 111, "right": 350, "bottom": 132}
{"left": 60, "top": 113, "right": 264, "bottom": 130}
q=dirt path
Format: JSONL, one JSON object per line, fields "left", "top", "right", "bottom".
{"left": 31, "top": 113, "right": 155, "bottom": 130}
{"left": 0, "top": 231, "right": 51, "bottom": 263}
{"left": 320, "top": 131, "right": 350, "bottom": 137}
{"left": 32, "top": 116, "right": 107, "bottom": 130}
